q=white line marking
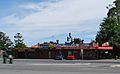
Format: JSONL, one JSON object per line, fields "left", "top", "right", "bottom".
{"left": 31, "top": 63, "right": 91, "bottom": 66}
{"left": 111, "top": 65, "right": 120, "bottom": 67}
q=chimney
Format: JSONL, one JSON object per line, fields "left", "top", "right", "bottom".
{"left": 56, "top": 40, "right": 59, "bottom": 44}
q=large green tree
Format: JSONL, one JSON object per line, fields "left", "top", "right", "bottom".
{"left": 96, "top": 0, "right": 120, "bottom": 58}
{"left": 0, "top": 32, "right": 13, "bottom": 51}
{"left": 96, "top": 17, "right": 120, "bottom": 58}
{"left": 14, "top": 33, "right": 27, "bottom": 48}
{"left": 96, "top": 17, "right": 118, "bottom": 45}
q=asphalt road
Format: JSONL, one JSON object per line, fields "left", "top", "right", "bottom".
{"left": 0, "top": 59, "right": 120, "bottom": 74}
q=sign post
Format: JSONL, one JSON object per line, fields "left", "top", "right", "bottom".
{"left": 81, "top": 49, "right": 83, "bottom": 60}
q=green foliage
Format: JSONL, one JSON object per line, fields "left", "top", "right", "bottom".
{"left": 96, "top": 17, "right": 120, "bottom": 56}
{"left": 0, "top": 32, "right": 13, "bottom": 51}
{"left": 107, "top": 7, "right": 116, "bottom": 17}
{"left": 96, "top": 0, "right": 120, "bottom": 57}
{"left": 109, "top": 25, "right": 120, "bottom": 49}
{"left": 14, "top": 33, "right": 27, "bottom": 48}
{"left": 96, "top": 17, "right": 118, "bottom": 45}
{"left": 114, "top": 0, "right": 120, "bottom": 24}
{"left": 114, "top": 0, "right": 120, "bottom": 10}
{"left": 14, "top": 42, "right": 27, "bottom": 48}
{"left": 74, "top": 38, "right": 81, "bottom": 44}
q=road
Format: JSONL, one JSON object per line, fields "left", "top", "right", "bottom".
{"left": 0, "top": 59, "right": 120, "bottom": 74}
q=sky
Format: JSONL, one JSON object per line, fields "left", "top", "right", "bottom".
{"left": 0, "top": 0, "right": 114, "bottom": 46}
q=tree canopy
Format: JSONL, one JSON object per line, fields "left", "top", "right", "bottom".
{"left": 0, "top": 32, "right": 13, "bottom": 51}
{"left": 96, "top": 17, "right": 118, "bottom": 45}
{"left": 96, "top": 0, "right": 120, "bottom": 57}
{"left": 14, "top": 33, "right": 27, "bottom": 48}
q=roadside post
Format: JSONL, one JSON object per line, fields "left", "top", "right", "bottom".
{"left": 9, "top": 55, "right": 13, "bottom": 64}
{"left": 81, "top": 49, "right": 84, "bottom": 63}
{"left": 3, "top": 52, "right": 8, "bottom": 64}
{"left": 81, "top": 49, "right": 83, "bottom": 60}
{"left": 3, "top": 57, "right": 7, "bottom": 64}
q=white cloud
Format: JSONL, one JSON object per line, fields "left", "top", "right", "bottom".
{"left": 16, "top": 0, "right": 107, "bottom": 36}
{"left": 0, "top": 0, "right": 113, "bottom": 46}
{"left": 0, "top": 14, "right": 18, "bottom": 25}
{"left": 19, "top": 2, "right": 50, "bottom": 11}
{"left": 18, "top": 0, "right": 105, "bottom": 26}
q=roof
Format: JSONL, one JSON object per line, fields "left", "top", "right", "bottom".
{"left": 56, "top": 46, "right": 113, "bottom": 50}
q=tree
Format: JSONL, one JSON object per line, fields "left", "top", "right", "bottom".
{"left": 96, "top": 0, "right": 120, "bottom": 58}
{"left": 96, "top": 17, "right": 120, "bottom": 58}
{"left": 0, "top": 32, "right": 13, "bottom": 51}
{"left": 14, "top": 33, "right": 27, "bottom": 48}
{"left": 74, "top": 38, "right": 81, "bottom": 44}
{"left": 96, "top": 17, "right": 118, "bottom": 45}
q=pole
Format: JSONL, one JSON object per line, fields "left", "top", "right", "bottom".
{"left": 9, "top": 55, "right": 13, "bottom": 64}
{"left": 81, "top": 49, "right": 83, "bottom": 60}
{"left": 3, "top": 52, "right": 8, "bottom": 64}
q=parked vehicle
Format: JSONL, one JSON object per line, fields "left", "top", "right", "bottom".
{"left": 67, "top": 55, "right": 75, "bottom": 60}
{"left": 55, "top": 54, "right": 63, "bottom": 60}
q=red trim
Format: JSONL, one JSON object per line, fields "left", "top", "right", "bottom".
{"left": 96, "top": 47, "right": 113, "bottom": 50}
{"left": 56, "top": 46, "right": 113, "bottom": 50}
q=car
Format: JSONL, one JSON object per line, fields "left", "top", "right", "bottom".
{"left": 67, "top": 55, "right": 75, "bottom": 60}
{"left": 55, "top": 55, "right": 63, "bottom": 60}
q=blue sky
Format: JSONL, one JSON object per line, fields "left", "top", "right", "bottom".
{"left": 0, "top": 0, "right": 113, "bottom": 46}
